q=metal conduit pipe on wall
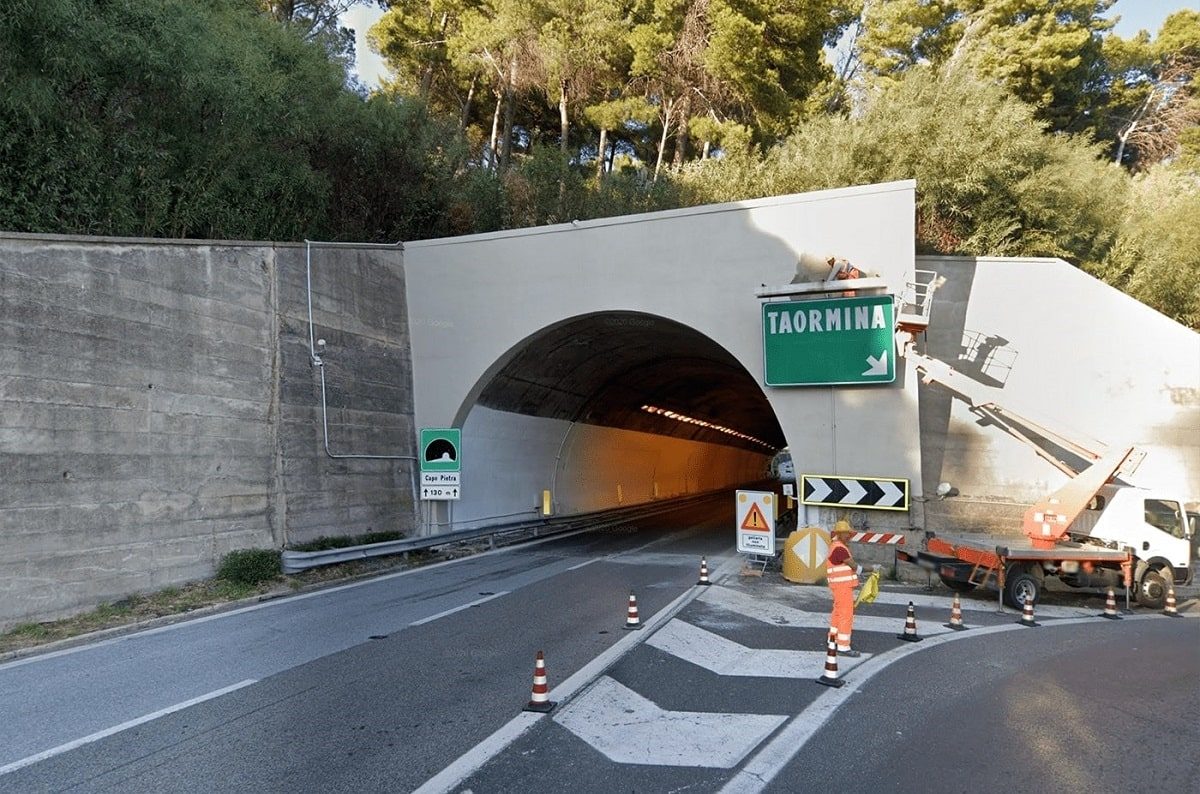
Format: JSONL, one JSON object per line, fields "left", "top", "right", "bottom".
{"left": 304, "top": 238, "right": 415, "bottom": 463}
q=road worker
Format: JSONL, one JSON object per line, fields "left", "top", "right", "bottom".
{"left": 826, "top": 519, "right": 862, "bottom": 657}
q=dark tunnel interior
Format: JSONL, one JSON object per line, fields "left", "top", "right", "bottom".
{"left": 475, "top": 312, "right": 786, "bottom": 455}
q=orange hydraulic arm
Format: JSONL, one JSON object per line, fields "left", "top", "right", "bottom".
{"left": 1022, "top": 445, "right": 1136, "bottom": 549}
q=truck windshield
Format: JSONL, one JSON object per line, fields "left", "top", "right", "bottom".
{"left": 1143, "top": 499, "right": 1186, "bottom": 539}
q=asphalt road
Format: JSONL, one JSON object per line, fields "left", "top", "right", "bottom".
{"left": 778, "top": 618, "right": 1200, "bottom": 794}
{"left": 1, "top": 499, "right": 1196, "bottom": 794}
{"left": 0, "top": 498, "right": 733, "bottom": 793}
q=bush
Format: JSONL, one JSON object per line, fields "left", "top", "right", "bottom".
{"left": 216, "top": 549, "right": 282, "bottom": 586}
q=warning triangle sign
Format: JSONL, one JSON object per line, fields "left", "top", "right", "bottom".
{"left": 740, "top": 502, "right": 769, "bottom": 531}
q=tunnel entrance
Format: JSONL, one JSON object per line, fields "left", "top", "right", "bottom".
{"left": 450, "top": 312, "right": 788, "bottom": 529}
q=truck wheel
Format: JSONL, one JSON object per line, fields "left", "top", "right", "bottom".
{"left": 1136, "top": 569, "right": 1167, "bottom": 610}
{"left": 939, "top": 575, "right": 976, "bottom": 592}
{"left": 1004, "top": 572, "right": 1040, "bottom": 609}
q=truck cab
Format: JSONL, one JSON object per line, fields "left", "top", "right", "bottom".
{"left": 1065, "top": 484, "right": 1194, "bottom": 605}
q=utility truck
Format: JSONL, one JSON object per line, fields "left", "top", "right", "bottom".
{"left": 889, "top": 272, "right": 1195, "bottom": 609}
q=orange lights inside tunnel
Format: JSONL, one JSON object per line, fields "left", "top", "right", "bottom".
{"left": 640, "top": 405, "right": 777, "bottom": 451}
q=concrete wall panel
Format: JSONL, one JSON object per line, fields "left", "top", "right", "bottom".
{"left": 0, "top": 235, "right": 416, "bottom": 628}
{"left": 405, "top": 182, "right": 922, "bottom": 530}
{"left": 918, "top": 256, "right": 1200, "bottom": 532}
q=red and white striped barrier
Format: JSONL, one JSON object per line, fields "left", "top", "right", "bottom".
{"left": 847, "top": 532, "right": 905, "bottom": 545}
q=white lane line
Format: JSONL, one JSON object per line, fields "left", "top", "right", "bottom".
{"left": 719, "top": 615, "right": 1157, "bottom": 794}
{"left": 567, "top": 559, "right": 600, "bottom": 571}
{"left": 0, "top": 679, "right": 257, "bottom": 777}
{"left": 413, "top": 553, "right": 743, "bottom": 794}
{"left": 865, "top": 590, "right": 1097, "bottom": 618}
{"left": 0, "top": 525, "right": 602, "bottom": 672}
{"left": 554, "top": 677, "right": 787, "bottom": 768}
{"left": 412, "top": 711, "right": 543, "bottom": 794}
{"left": 647, "top": 619, "right": 871, "bottom": 676}
{"left": 409, "top": 591, "right": 510, "bottom": 626}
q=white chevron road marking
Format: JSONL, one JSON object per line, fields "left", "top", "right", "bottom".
{"left": 646, "top": 619, "right": 871, "bottom": 677}
{"left": 554, "top": 676, "right": 787, "bottom": 768}
{"left": 698, "top": 586, "right": 954, "bottom": 637}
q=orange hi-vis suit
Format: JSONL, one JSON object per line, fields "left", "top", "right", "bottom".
{"left": 825, "top": 536, "right": 859, "bottom": 653}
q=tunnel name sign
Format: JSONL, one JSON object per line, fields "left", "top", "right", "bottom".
{"left": 762, "top": 294, "right": 895, "bottom": 386}
{"left": 420, "top": 428, "right": 461, "bottom": 500}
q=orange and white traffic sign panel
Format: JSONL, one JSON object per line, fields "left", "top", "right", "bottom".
{"left": 735, "top": 490, "right": 776, "bottom": 555}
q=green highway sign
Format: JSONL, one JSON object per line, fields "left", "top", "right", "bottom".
{"left": 762, "top": 294, "right": 895, "bottom": 386}
{"left": 420, "top": 428, "right": 461, "bottom": 473}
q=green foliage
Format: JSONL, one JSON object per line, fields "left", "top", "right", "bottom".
{"left": 1094, "top": 167, "right": 1200, "bottom": 328}
{"left": 0, "top": 0, "right": 466, "bottom": 242}
{"left": 854, "top": 1, "right": 1116, "bottom": 136}
{"left": 679, "top": 69, "right": 1127, "bottom": 266}
{"left": 216, "top": 548, "right": 283, "bottom": 585}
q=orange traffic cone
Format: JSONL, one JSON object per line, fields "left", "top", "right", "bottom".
{"left": 944, "top": 592, "right": 967, "bottom": 631}
{"left": 1099, "top": 588, "right": 1122, "bottom": 620}
{"left": 816, "top": 629, "right": 844, "bottom": 688}
{"left": 897, "top": 602, "right": 923, "bottom": 642}
{"left": 1163, "top": 586, "right": 1180, "bottom": 617}
{"left": 523, "top": 650, "right": 556, "bottom": 713}
{"left": 624, "top": 592, "right": 642, "bottom": 630}
{"left": 1016, "top": 594, "right": 1040, "bottom": 627}
{"left": 697, "top": 557, "right": 712, "bottom": 586}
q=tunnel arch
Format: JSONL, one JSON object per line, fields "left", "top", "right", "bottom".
{"left": 449, "top": 311, "right": 788, "bottom": 528}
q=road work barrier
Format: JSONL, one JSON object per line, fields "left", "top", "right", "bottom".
{"left": 1164, "top": 587, "right": 1180, "bottom": 617}
{"left": 524, "top": 651, "right": 555, "bottom": 713}
{"left": 1100, "top": 589, "right": 1122, "bottom": 620}
{"left": 1017, "top": 596, "right": 1040, "bottom": 627}
{"left": 624, "top": 594, "right": 642, "bottom": 630}
{"left": 816, "top": 629, "right": 844, "bottom": 688}
{"left": 944, "top": 592, "right": 967, "bottom": 630}
{"left": 897, "top": 602, "right": 923, "bottom": 642}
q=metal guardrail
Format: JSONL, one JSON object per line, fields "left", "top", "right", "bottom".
{"left": 280, "top": 491, "right": 726, "bottom": 574}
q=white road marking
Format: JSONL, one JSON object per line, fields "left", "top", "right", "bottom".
{"left": 699, "top": 586, "right": 957, "bottom": 637}
{"left": 554, "top": 677, "right": 787, "bottom": 768}
{"left": 704, "top": 583, "right": 1096, "bottom": 625}
{"left": 646, "top": 619, "right": 870, "bottom": 677}
{"left": 409, "top": 591, "right": 509, "bottom": 626}
{"left": 0, "top": 679, "right": 257, "bottom": 777}
{"left": 865, "top": 589, "right": 1097, "bottom": 618}
{"left": 412, "top": 554, "right": 744, "bottom": 794}
{"left": 566, "top": 559, "right": 599, "bottom": 571}
{"left": 0, "top": 528, "right": 596, "bottom": 672}
{"left": 412, "top": 711, "right": 543, "bottom": 794}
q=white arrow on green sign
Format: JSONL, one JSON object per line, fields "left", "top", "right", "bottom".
{"left": 762, "top": 294, "right": 895, "bottom": 386}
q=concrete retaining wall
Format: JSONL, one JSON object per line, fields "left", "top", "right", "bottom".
{"left": 917, "top": 256, "right": 1200, "bottom": 533}
{"left": 0, "top": 234, "right": 416, "bottom": 629}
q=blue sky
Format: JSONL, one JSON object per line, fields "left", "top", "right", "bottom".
{"left": 344, "top": 1, "right": 1196, "bottom": 90}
